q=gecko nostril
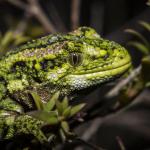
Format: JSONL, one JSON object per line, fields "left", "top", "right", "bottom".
{"left": 103, "top": 54, "right": 109, "bottom": 60}
{"left": 120, "top": 56, "right": 123, "bottom": 59}
{"left": 91, "top": 55, "right": 96, "bottom": 60}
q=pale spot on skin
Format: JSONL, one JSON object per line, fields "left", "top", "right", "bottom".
{"left": 7, "top": 79, "right": 29, "bottom": 93}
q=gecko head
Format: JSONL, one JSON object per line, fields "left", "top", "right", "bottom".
{"left": 40, "top": 27, "right": 131, "bottom": 94}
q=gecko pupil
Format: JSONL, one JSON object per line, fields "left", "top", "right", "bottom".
{"left": 69, "top": 53, "right": 82, "bottom": 67}
{"left": 72, "top": 53, "right": 78, "bottom": 65}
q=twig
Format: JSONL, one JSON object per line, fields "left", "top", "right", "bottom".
{"left": 90, "top": 65, "right": 142, "bottom": 113}
{"left": 76, "top": 118, "right": 103, "bottom": 144}
{"left": 116, "top": 136, "right": 126, "bottom": 150}
{"left": 48, "top": 3, "right": 67, "bottom": 32}
{"left": 7, "top": 0, "right": 57, "bottom": 33}
{"left": 7, "top": 0, "right": 27, "bottom": 10}
{"left": 14, "top": 13, "right": 31, "bottom": 35}
{"left": 106, "top": 65, "right": 142, "bottom": 98}
{"left": 27, "top": 0, "right": 57, "bottom": 33}
{"left": 71, "top": 0, "right": 81, "bottom": 30}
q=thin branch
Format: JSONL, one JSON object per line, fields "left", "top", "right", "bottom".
{"left": 116, "top": 136, "right": 126, "bottom": 150}
{"left": 27, "top": 0, "right": 57, "bottom": 33}
{"left": 106, "top": 65, "right": 142, "bottom": 98}
{"left": 7, "top": 0, "right": 57, "bottom": 33}
{"left": 77, "top": 118, "right": 103, "bottom": 142}
{"left": 14, "top": 13, "right": 31, "bottom": 35}
{"left": 71, "top": 0, "right": 81, "bottom": 30}
{"left": 48, "top": 3, "right": 67, "bottom": 32}
{"left": 7, "top": 0, "right": 27, "bottom": 10}
{"left": 86, "top": 65, "right": 143, "bottom": 120}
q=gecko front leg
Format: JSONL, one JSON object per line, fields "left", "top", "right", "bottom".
{"left": 0, "top": 98, "right": 48, "bottom": 143}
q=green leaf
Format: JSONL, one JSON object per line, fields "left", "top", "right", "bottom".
{"left": 56, "top": 100, "right": 63, "bottom": 115}
{"left": 59, "top": 129, "right": 66, "bottom": 142}
{"left": 0, "top": 31, "right": 13, "bottom": 47}
{"left": 43, "top": 91, "right": 60, "bottom": 112}
{"left": 128, "top": 41, "right": 149, "bottom": 55}
{"left": 62, "top": 106, "right": 71, "bottom": 118}
{"left": 30, "top": 92, "right": 44, "bottom": 110}
{"left": 0, "top": 31, "right": 14, "bottom": 54}
{"left": 28, "top": 110, "right": 59, "bottom": 125}
{"left": 139, "top": 21, "right": 150, "bottom": 32}
{"left": 62, "top": 96, "right": 68, "bottom": 110}
{"left": 47, "top": 134, "right": 56, "bottom": 143}
{"left": 125, "top": 29, "right": 150, "bottom": 48}
{"left": 70, "top": 103, "right": 86, "bottom": 117}
{"left": 61, "top": 121, "right": 70, "bottom": 133}
{"left": 14, "top": 35, "right": 30, "bottom": 46}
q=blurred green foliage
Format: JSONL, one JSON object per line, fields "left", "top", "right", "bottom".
{"left": 126, "top": 21, "right": 150, "bottom": 55}
{"left": 0, "top": 30, "right": 29, "bottom": 56}
{"left": 126, "top": 21, "right": 150, "bottom": 86}
{"left": 0, "top": 24, "right": 46, "bottom": 56}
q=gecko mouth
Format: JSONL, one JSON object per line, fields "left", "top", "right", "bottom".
{"left": 66, "top": 61, "right": 131, "bottom": 91}
{"left": 71, "top": 61, "right": 131, "bottom": 78}
{"left": 72, "top": 54, "right": 132, "bottom": 76}
{"left": 65, "top": 55, "right": 131, "bottom": 91}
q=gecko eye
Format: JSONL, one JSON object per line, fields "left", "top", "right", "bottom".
{"left": 69, "top": 53, "right": 83, "bottom": 67}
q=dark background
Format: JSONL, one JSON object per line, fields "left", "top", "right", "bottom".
{"left": 0, "top": 0, "right": 148, "bottom": 34}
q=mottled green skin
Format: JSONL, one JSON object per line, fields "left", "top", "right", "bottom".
{"left": 0, "top": 27, "right": 131, "bottom": 143}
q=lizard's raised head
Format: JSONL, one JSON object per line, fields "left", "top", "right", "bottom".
{"left": 5, "top": 27, "right": 131, "bottom": 95}
{"left": 35, "top": 27, "right": 131, "bottom": 94}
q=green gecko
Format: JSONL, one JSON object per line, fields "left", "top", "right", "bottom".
{"left": 0, "top": 27, "right": 131, "bottom": 143}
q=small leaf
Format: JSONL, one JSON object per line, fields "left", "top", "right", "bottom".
{"left": 14, "top": 35, "right": 30, "bottom": 46}
{"left": 30, "top": 92, "right": 44, "bottom": 110}
{"left": 28, "top": 110, "right": 59, "bottom": 125}
{"left": 43, "top": 91, "right": 60, "bottom": 112}
{"left": 0, "top": 31, "right": 13, "bottom": 47}
{"left": 59, "top": 129, "right": 66, "bottom": 142}
{"left": 62, "top": 106, "right": 71, "bottom": 118}
{"left": 125, "top": 29, "right": 150, "bottom": 48}
{"left": 128, "top": 41, "right": 149, "bottom": 55}
{"left": 47, "top": 134, "right": 56, "bottom": 143}
{"left": 62, "top": 96, "right": 68, "bottom": 110}
{"left": 30, "top": 93, "right": 42, "bottom": 110}
{"left": 56, "top": 100, "right": 63, "bottom": 115}
{"left": 139, "top": 21, "right": 150, "bottom": 32}
{"left": 61, "top": 121, "right": 70, "bottom": 133}
{"left": 70, "top": 103, "right": 86, "bottom": 117}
